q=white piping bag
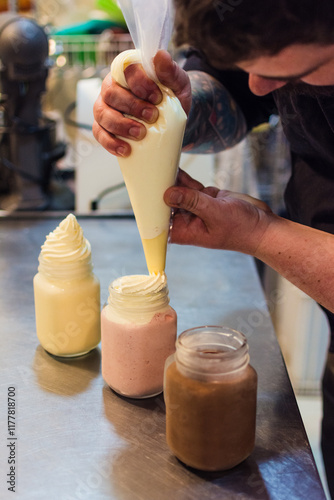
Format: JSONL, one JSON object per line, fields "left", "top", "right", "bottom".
{"left": 111, "top": 0, "right": 187, "bottom": 274}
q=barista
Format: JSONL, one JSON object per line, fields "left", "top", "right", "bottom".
{"left": 92, "top": 1, "right": 334, "bottom": 496}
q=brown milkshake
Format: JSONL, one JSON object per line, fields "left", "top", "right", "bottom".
{"left": 164, "top": 326, "right": 257, "bottom": 471}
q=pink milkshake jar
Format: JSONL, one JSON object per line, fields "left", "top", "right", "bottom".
{"left": 101, "top": 274, "right": 177, "bottom": 399}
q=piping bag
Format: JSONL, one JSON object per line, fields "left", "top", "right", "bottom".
{"left": 110, "top": 0, "right": 187, "bottom": 275}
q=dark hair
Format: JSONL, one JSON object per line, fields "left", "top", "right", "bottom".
{"left": 173, "top": 0, "right": 334, "bottom": 68}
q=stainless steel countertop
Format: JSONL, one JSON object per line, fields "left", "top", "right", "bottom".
{"left": 0, "top": 216, "right": 326, "bottom": 500}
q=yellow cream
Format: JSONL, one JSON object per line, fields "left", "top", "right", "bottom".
{"left": 33, "top": 214, "right": 101, "bottom": 357}
{"left": 110, "top": 50, "right": 187, "bottom": 274}
{"left": 39, "top": 213, "right": 91, "bottom": 264}
{"left": 141, "top": 230, "right": 168, "bottom": 274}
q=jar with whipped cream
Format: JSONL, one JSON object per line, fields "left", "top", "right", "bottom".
{"left": 33, "top": 214, "right": 101, "bottom": 357}
{"left": 164, "top": 326, "right": 257, "bottom": 471}
{"left": 101, "top": 273, "right": 177, "bottom": 399}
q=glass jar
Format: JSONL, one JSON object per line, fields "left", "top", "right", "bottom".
{"left": 33, "top": 254, "right": 101, "bottom": 358}
{"left": 164, "top": 326, "right": 257, "bottom": 471}
{"left": 101, "top": 274, "right": 177, "bottom": 399}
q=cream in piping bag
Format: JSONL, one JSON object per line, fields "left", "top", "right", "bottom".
{"left": 110, "top": 49, "right": 187, "bottom": 274}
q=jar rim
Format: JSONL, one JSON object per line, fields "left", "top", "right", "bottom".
{"left": 175, "top": 325, "right": 249, "bottom": 379}
{"left": 107, "top": 274, "right": 170, "bottom": 322}
{"left": 176, "top": 325, "right": 247, "bottom": 359}
{"left": 38, "top": 253, "right": 93, "bottom": 280}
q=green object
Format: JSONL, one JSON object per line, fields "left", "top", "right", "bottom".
{"left": 96, "top": 0, "right": 127, "bottom": 28}
{"left": 51, "top": 19, "right": 125, "bottom": 36}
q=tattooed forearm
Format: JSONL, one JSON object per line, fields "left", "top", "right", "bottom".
{"left": 182, "top": 71, "right": 247, "bottom": 154}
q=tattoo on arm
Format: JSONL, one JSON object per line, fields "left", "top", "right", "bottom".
{"left": 183, "top": 71, "right": 247, "bottom": 154}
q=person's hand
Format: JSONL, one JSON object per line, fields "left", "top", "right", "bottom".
{"left": 92, "top": 50, "right": 192, "bottom": 157}
{"left": 164, "top": 169, "right": 274, "bottom": 255}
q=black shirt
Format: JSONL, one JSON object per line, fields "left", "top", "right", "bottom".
{"left": 184, "top": 49, "right": 334, "bottom": 352}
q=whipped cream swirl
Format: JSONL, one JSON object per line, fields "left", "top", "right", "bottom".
{"left": 106, "top": 273, "right": 170, "bottom": 324}
{"left": 40, "top": 214, "right": 91, "bottom": 263}
{"left": 38, "top": 214, "right": 92, "bottom": 279}
{"left": 112, "top": 273, "right": 167, "bottom": 295}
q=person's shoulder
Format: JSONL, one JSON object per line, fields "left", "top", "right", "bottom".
{"left": 274, "top": 84, "right": 334, "bottom": 101}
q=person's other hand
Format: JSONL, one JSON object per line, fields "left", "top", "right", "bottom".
{"left": 92, "top": 50, "right": 192, "bottom": 157}
{"left": 164, "top": 169, "right": 274, "bottom": 255}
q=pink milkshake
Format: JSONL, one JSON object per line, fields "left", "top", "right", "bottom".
{"left": 101, "top": 274, "right": 177, "bottom": 398}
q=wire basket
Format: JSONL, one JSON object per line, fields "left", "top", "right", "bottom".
{"left": 48, "top": 32, "right": 134, "bottom": 69}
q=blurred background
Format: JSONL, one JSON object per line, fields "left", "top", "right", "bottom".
{"left": 0, "top": 1, "right": 330, "bottom": 496}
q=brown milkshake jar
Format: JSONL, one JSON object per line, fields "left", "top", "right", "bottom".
{"left": 164, "top": 326, "right": 257, "bottom": 471}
